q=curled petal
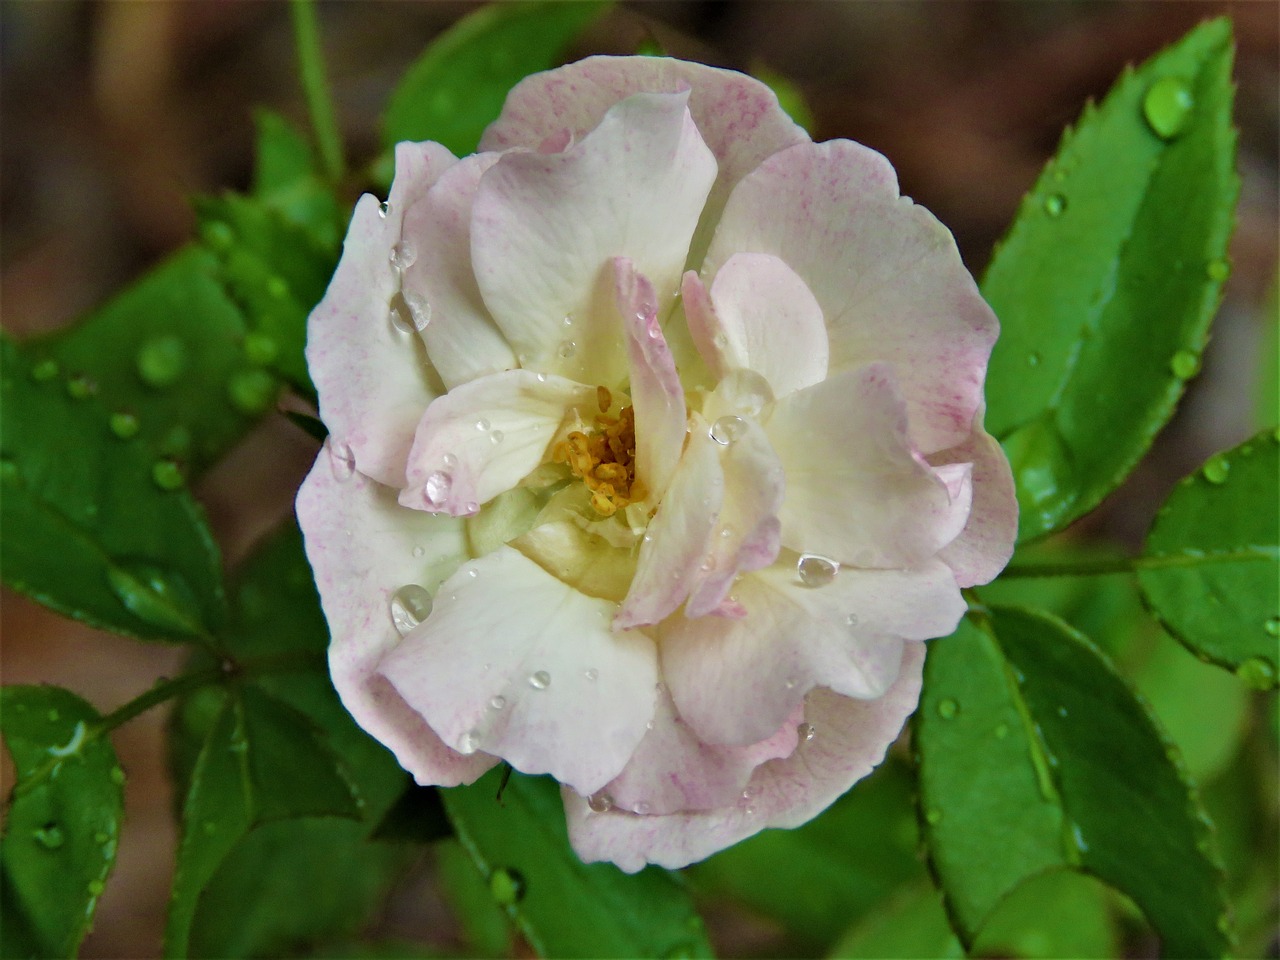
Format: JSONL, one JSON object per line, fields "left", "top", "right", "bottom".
{"left": 661, "top": 561, "right": 962, "bottom": 747}
{"left": 377, "top": 546, "right": 658, "bottom": 795}
{"left": 400, "top": 369, "right": 597, "bottom": 516}
{"left": 472, "top": 91, "right": 717, "bottom": 387}
{"left": 932, "top": 423, "right": 1017, "bottom": 587}
{"left": 308, "top": 142, "right": 457, "bottom": 487}
{"left": 564, "top": 643, "right": 924, "bottom": 873}
{"left": 296, "top": 455, "right": 494, "bottom": 786}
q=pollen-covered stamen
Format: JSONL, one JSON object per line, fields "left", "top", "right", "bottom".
{"left": 552, "top": 397, "right": 648, "bottom": 517}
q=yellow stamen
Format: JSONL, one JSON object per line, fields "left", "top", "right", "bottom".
{"left": 560, "top": 399, "right": 642, "bottom": 516}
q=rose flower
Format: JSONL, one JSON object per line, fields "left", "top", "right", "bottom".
{"left": 296, "top": 56, "right": 1016, "bottom": 872}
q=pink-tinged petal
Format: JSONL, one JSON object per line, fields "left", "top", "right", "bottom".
{"left": 681, "top": 270, "right": 726, "bottom": 380}
{"left": 603, "top": 689, "right": 802, "bottom": 816}
{"left": 308, "top": 142, "right": 458, "bottom": 487}
{"left": 706, "top": 139, "right": 999, "bottom": 455}
{"left": 661, "top": 560, "right": 962, "bottom": 746}
{"left": 482, "top": 55, "right": 809, "bottom": 263}
{"left": 564, "top": 643, "right": 924, "bottom": 872}
{"left": 400, "top": 153, "right": 517, "bottom": 389}
{"left": 472, "top": 91, "right": 717, "bottom": 387}
{"left": 376, "top": 546, "right": 658, "bottom": 796}
{"left": 295, "top": 453, "right": 494, "bottom": 786}
{"left": 615, "top": 257, "right": 688, "bottom": 501}
{"left": 931, "top": 424, "right": 1017, "bottom": 587}
{"left": 763, "top": 363, "right": 960, "bottom": 569}
{"left": 615, "top": 423, "right": 723, "bottom": 631}
{"left": 702, "top": 253, "right": 829, "bottom": 398}
{"left": 400, "top": 369, "right": 597, "bottom": 517}
{"left": 684, "top": 417, "right": 785, "bottom": 618}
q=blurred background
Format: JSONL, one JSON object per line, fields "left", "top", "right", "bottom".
{"left": 1, "top": 2, "right": 1276, "bottom": 957}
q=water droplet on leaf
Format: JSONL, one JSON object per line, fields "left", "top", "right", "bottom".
{"left": 106, "top": 561, "right": 203, "bottom": 634}
{"left": 1206, "top": 259, "right": 1230, "bottom": 282}
{"left": 1264, "top": 616, "right": 1280, "bottom": 637}
{"left": 1143, "top": 76, "right": 1194, "bottom": 140}
{"left": 490, "top": 429, "right": 505, "bottom": 445}
{"left": 33, "top": 824, "right": 64, "bottom": 850}
{"left": 136, "top": 335, "right": 187, "bottom": 389}
{"left": 389, "top": 584, "right": 433, "bottom": 636}
{"left": 937, "top": 698, "right": 958, "bottom": 720}
{"left": 66, "top": 375, "right": 95, "bottom": 399}
{"left": 490, "top": 867, "right": 526, "bottom": 905}
{"left": 403, "top": 293, "right": 432, "bottom": 331}
{"left": 31, "top": 359, "right": 58, "bottom": 382}
{"left": 1235, "top": 656, "right": 1276, "bottom": 690}
{"left": 228, "top": 369, "right": 277, "bottom": 415}
{"left": 109, "top": 412, "right": 140, "bottom": 439}
{"left": 1202, "top": 454, "right": 1230, "bottom": 484}
{"left": 243, "top": 333, "right": 278, "bottom": 366}
{"left": 1044, "top": 194, "right": 1066, "bottom": 217}
{"left": 925, "top": 808, "right": 942, "bottom": 826}
{"left": 1170, "top": 349, "right": 1200, "bottom": 379}
{"left": 151, "top": 460, "right": 185, "bottom": 491}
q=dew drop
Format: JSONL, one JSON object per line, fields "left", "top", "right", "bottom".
{"left": 403, "top": 293, "right": 432, "bottom": 331}
{"left": 1202, "top": 454, "right": 1230, "bottom": 484}
{"left": 588, "top": 791, "right": 614, "bottom": 813}
{"left": 136, "top": 335, "right": 188, "bottom": 389}
{"left": 584, "top": 668, "right": 598, "bottom": 682}
{"left": 458, "top": 729, "right": 481, "bottom": 754}
{"left": 1264, "top": 616, "right": 1280, "bottom": 637}
{"left": 475, "top": 418, "right": 490, "bottom": 432}
{"left": 151, "top": 460, "right": 185, "bottom": 491}
{"left": 489, "top": 695, "right": 507, "bottom": 710}
{"left": 94, "top": 832, "right": 109, "bottom": 845}
{"left": 845, "top": 613, "right": 860, "bottom": 628}
{"left": 227, "top": 369, "right": 278, "bottom": 415}
{"left": 31, "top": 358, "right": 59, "bottom": 382}
{"left": 994, "top": 723, "right": 1010, "bottom": 740}
{"left": 925, "top": 808, "right": 942, "bottom": 826}
{"left": 201, "top": 219, "right": 234, "bottom": 251}
{"left": 389, "top": 584, "right": 433, "bottom": 636}
{"left": 490, "top": 867, "right": 526, "bottom": 905}
{"left": 242, "top": 332, "right": 278, "bottom": 366}
{"left": 557, "top": 340, "right": 577, "bottom": 359}
{"left": 937, "top": 698, "right": 959, "bottom": 720}
{"left": 536, "top": 372, "right": 547, "bottom": 383}
{"left": 1056, "top": 705, "right": 1068, "bottom": 718}
{"left": 709, "top": 415, "right": 747, "bottom": 445}
{"left": 87, "top": 879, "right": 105, "bottom": 896}
{"left": 66, "top": 375, "right": 96, "bottom": 399}
{"left": 109, "top": 413, "right": 140, "bottom": 440}
{"left": 388, "top": 292, "right": 416, "bottom": 335}
{"left": 1143, "top": 76, "right": 1194, "bottom": 140}
{"left": 442, "top": 453, "right": 459, "bottom": 470}
{"left": 464, "top": 500, "right": 478, "bottom": 514}
{"left": 109, "top": 767, "right": 125, "bottom": 786}
{"left": 719, "top": 527, "right": 733, "bottom": 539}
{"left": 1043, "top": 194, "right": 1066, "bottom": 217}
{"left": 412, "top": 545, "right": 425, "bottom": 558}
{"left": 329, "top": 441, "right": 356, "bottom": 481}
{"left": 33, "top": 823, "right": 64, "bottom": 850}
{"left": 633, "top": 801, "right": 651, "bottom": 815}
{"left": 797, "top": 721, "right": 816, "bottom": 742}
{"left": 528, "top": 670, "right": 551, "bottom": 690}
{"left": 389, "top": 240, "right": 417, "bottom": 271}
{"left": 796, "top": 554, "right": 839, "bottom": 587}
{"left": 422, "top": 470, "right": 453, "bottom": 510}
{"left": 1235, "top": 656, "right": 1276, "bottom": 691}
{"left": 466, "top": 568, "right": 479, "bottom": 579}
{"left": 0, "top": 458, "right": 15, "bottom": 484}
{"left": 378, "top": 200, "right": 391, "bottom": 219}
{"left": 1207, "top": 259, "right": 1230, "bottom": 282}
{"left": 562, "top": 313, "right": 575, "bottom": 327}
{"left": 1170, "top": 349, "right": 1201, "bottom": 379}
{"left": 490, "top": 429, "right": 505, "bottom": 445}
{"left": 1027, "top": 352, "right": 1042, "bottom": 368}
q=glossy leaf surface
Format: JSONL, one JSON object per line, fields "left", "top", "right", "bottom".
{"left": 0, "top": 687, "right": 125, "bottom": 959}
{"left": 982, "top": 19, "right": 1238, "bottom": 540}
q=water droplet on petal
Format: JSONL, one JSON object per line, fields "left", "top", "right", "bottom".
{"left": 378, "top": 200, "right": 391, "bottom": 219}
{"left": 1202, "top": 454, "right": 1230, "bottom": 484}
{"left": 1170, "top": 349, "right": 1201, "bottom": 379}
{"left": 709, "top": 415, "right": 747, "bottom": 445}
{"left": 389, "top": 240, "right": 417, "bottom": 271}
{"left": 389, "top": 584, "right": 433, "bottom": 636}
{"left": 937, "top": 698, "right": 959, "bottom": 720}
{"left": 1044, "top": 194, "right": 1066, "bottom": 217}
{"left": 412, "top": 546, "right": 425, "bottom": 558}
{"left": 466, "top": 568, "right": 479, "bottom": 579}
{"left": 536, "top": 372, "right": 547, "bottom": 383}
{"left": 557, "top": 340, "right": 577, "bottom": 359}
{"left": 633, "top": 801, "right": 651, "bottom": 815}
{"left": 796, "top": 554, "right": 839, "bottom": 587}
{"left": 734, "top": 370, "right": 774, "bottom": 416}
{"left": 458, "top": 729, "right": 481, "bottom": 754}
{"left": 33, "top": 824, "right": 64, "bottom": 850}
{"left": 403, "top": 293, "right": 432, "bottom": 331}
{"left": 109, "top": 413, "right": 140, "bottom": 440}
{"left": 845, "top": 613, "right": 860, "bottom": 628}
{"left": 137, "top": 335, "right": 188, "bottom": 388}
{"left": 442, "top": 453, "right": 459, "bottom": 469}
{"left": 584, "top": 668, "right": 598, "bottom": 682}
{"left": 329, "top": 441, "right": 356, "bottom": 481}
{"left": 562, "top": 313, "right": 575, "bottom": 327}
{"left": 422, "top": 470, "right": 452, "bottom": 510}
{"left": 588, "top": 792, "right": 614, "bottom": 813}
{"left": 1143, "top": 76, "right": 1194, "bottom": 140}
{"left": 528, "top": 670, "right": 551, "bottom": 690}
{"left": 797, "top": 722, "right": 816, "bottom": 742}
{"left": 489, "top": 695, "right": 506, "bottom": 710}
{"left": 490, "top": 429, "right": 505, "bottom": 445}
{"left": 475, "top": 418, "right": 490, "bottom": 432}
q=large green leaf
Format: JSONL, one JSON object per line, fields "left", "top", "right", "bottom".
{"left": 915, "top": 608, "right": 1229, "bottom": 958}
{"left": 164, "top": 685, "right": 362, "bottom": 957}
{"left": 250, "top": 109, "right": 343, "bottom": 251}
{"left": 0, "top": 336, "right": 224, "bottom": 643}
{"left": 29, "top": 247, "right": 260, "bottom": 475}
{"left": 1137, "top": 429, "right": 1280, "bottom": 688}
{"left": 381, "top": 1, "right": 610, "bottom": 156}
{"left": 0, "top": 687, "right": 125, "bottom": 959}
{"left": 689, "top": 758, "right": 920, "bottom": 951}
{"left": 982, "top": 19, "right": 1238, "bottom": 540}
{"left": 442, "top": 769, "right": 712, "bottom": 959}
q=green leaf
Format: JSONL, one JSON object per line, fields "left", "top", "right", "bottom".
{"left": 690, "top": 758, "right": 920, "bottom": 950}
{"left": 436, "top": 838, "right": 514, "bottom": 957}
{"left": 371, "top": 783, "right": 451, "bottom": 844}
{"left": 442, "top": 769, "right": 712, "bottom": 959}
{"left": 31, "top": 247, "right": 261, "bottom": 475}
{"left": 382, "top": 1, "right": 611, "bottom": 155}
{"left": 0, "top": 336, "right": 224, "bottom": 643}
{"left": 916, "top": 609, "right": 1230, "bottom": 957}
{"left": 195, "top": 191, "right": 336, "bottom": 397}
{"left": 828, "top": 883, "right": 964, "bottom": 960}
{"left": 0, "top": 687, "right": 125, "bottom": 959}
{"left": 981, "top": 18, "right": 1239, "bottom": 541}
{"left": 164, "top": 686, "right": 362, "bottom": 957}
{"left": 750, "top": 64, "right": 815, "bottom": 134}
{"left": 1137, "top": 429, "right": 1280, "bottom": 687}
{"left": 250, "top": 111, "right": 342, "bottom": 250}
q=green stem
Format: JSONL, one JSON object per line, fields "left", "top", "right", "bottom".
{"left": 290, "top": 0, "right": 345, "bottom": 183}
{"left": 999, "top": 557, "right": 1136, "bottom": 579}
{"left": 97, "top": 665, "right": 225, "bottom": 735}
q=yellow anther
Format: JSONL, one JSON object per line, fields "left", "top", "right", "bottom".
{"left": 597, "top": 385, "right": 612, "bottom": 412}
{"left": 557, "top": 396, "right": 641, "bottom": 517}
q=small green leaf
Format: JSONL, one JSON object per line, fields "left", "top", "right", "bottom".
{"left": 382, "top": 1, "right": 611, "bottom": 156}
{"left": 164, "top": 686, "right": 361, "bottom": 957}
{"left": 1137, "top": 429, "right": 1279, "bottom": 686}
{"left": 829, "top": 883, "right": 963, "bottom": 959}
{"left": 251, "top": 109, "right": 343, "bottom": 250}
{"left": 0, "top": 336, "right": 224, "bottom": 643}
{"left": 981, "top": 19, "right": 1239, "bottom": 540}
{"left": 33, "top": 247, "right": 261, "bottom": 475}
{"left": 690, "top": 758, "right": 920, "bottom": 950}
{"left": 916, "top": 609, "right": 1230, "bottom": 958}
{"left": 0, "top": 687, "right": 125, "bottom": 958}
{"left": 443, "top": 770, "right": 712, "bottom": 959}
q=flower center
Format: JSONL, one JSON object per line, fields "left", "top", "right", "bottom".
{"left": 552, "top": 386, "right": 647, "bottom": 517}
